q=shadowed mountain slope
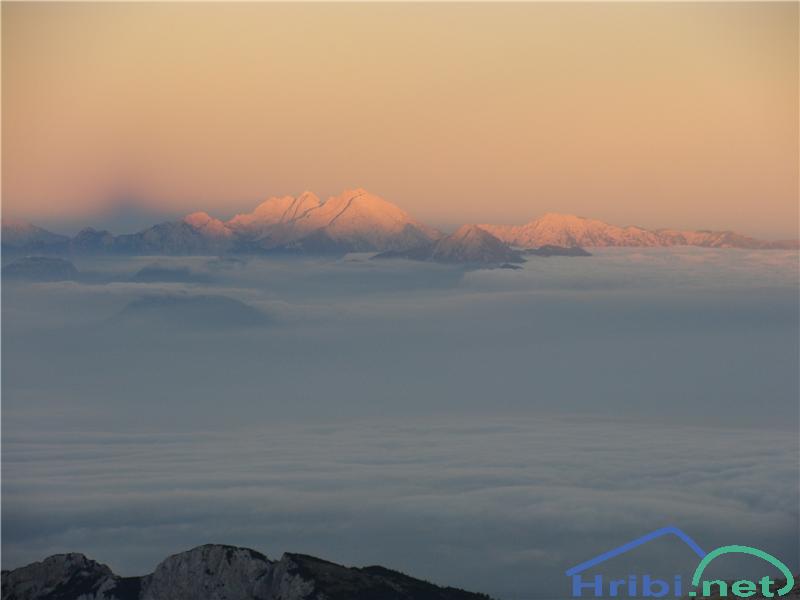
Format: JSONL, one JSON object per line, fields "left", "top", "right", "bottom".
{"left": 374, "top": 225, "right": 523, "bottom": 265}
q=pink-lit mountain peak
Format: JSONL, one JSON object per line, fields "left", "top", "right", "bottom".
{"left": 221, "top": 188, "right": 440, "bottom": 251}
{"left": 478, "top": 212, "right": 795, "bottom": 249}
{"left": 182, "top": 212, "right": 233, "bottom": 238}
{"left": 318, "top": 189, "right": 436, "bottom": 233}
{"left": 226, "top": 192, "right": 322, "bottom": 232}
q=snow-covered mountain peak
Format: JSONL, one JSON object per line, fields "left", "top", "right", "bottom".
{"left": 477, "top": 211, "right": 794, "bottom": 249}
{"left": 323, "top": 188, "right": 421, "bottom": 225}
{"left": 183, "top": 211, "right": 214, "bottom": 225}
{"left": 216, "top": 188, "right": 440, "bottom": 251}
{"left": 226, "top": 193, "right": 322, "bottom": 233}
{"left": 531, "top": 212, "right": 617, "bottom": 231}
{"left": 183, "top": 212, "right": 233, "bottom": 238}
{"left": 310, "top": 189, "right": 442, "bottom": 249}
{"left": 536, "top": 212, "right": 582, "bottom": 222}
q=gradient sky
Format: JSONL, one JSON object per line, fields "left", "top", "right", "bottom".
{"left": 2, "top": 2, "right": 798, "bottom": 237}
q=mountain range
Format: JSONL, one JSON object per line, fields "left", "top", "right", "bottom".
{"left": 0, "top": 544, "right": 492, "bottom": 600}
{"left": 479, "top": 212, "right": 797, "bottom": 250}
{"left": 2, "top": 189, "right": 797, "bottom": 262}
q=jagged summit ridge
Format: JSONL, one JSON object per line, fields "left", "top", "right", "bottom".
{"left": 1, "top": 544, "right": 492, "bottom": 600}
{"left": 226, "top": 191, "right": 322, "bottom": 234}
{"left": 226, "top": 188, "right": 441, "bottom": 252}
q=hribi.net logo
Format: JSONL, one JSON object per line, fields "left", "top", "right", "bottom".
{"left": 566, "top": 527, "right": 795, "bottom": 599}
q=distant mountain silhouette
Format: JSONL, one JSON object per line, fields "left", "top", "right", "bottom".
{"left": 1, "top": 218, "right": 69, "bottom": 254}
{"left": 374, "top": 225, "right": 524, "bottom": 265}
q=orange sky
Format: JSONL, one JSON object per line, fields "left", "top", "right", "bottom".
{"left": 2, "top": 2, "right": 798, "bottom": 237}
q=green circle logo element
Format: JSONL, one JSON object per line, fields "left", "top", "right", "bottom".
{"left": 690, "top": 545, "right": 795, "bottom": 597}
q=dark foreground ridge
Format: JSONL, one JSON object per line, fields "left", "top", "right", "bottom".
{"left": 1, "top": 544, "right": 493, "bottom": 600}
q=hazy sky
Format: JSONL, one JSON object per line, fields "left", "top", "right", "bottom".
{"left": 3, "top": 2, "right": 798, "bottom": 236}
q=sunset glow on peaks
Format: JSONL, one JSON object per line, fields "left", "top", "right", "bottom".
{"left": 2, "top": 2, "right": 798, "bottom": 238}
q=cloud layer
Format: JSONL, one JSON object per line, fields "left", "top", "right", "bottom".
{"left": 2, "top": 248, "right": 798, "bottom": 598}
{"left": 2, "top": 418, "right": 797, "bottom": 598}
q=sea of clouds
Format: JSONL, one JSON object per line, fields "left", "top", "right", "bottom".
{"left": 2, "top": 248, "right": 798, "bottom": 598}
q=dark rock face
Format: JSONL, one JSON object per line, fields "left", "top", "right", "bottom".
{"left": 138, "top": 545, "right": 273, "bottom": 600}
{"left": 524, "top": 245, "right": 592, "bottom": 257}
{"left": 0, "top": 553, "right": 118, "bottom": 600}
{"left": 1, "top": 545, "right": 492, "bottom": 600}
{"left": 2, "top": 257, "right": 79, "bottom": 281}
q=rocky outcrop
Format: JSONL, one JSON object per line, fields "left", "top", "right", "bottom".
{"left": 138, "top": 546, "right": 272, "bottom": 600}
{"left": 1, "top": 545, "right": 492, "bottom": 600}
{"left": 0, "top": 553, "right": 124, "bottom": 600}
